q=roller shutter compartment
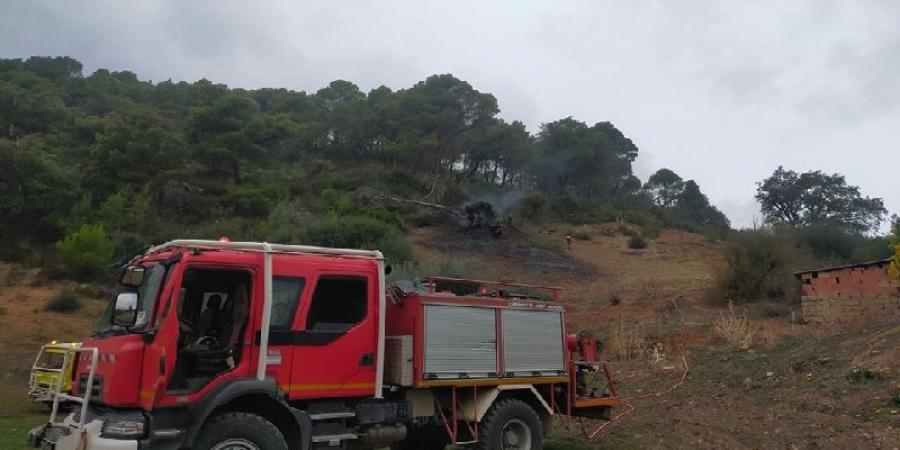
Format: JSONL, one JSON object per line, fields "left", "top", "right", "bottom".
{"left": 502, "top": 309, "right": 565, "bottom": 376}
{"left": 424, "top": 305, "right": 497, "bottom": 379}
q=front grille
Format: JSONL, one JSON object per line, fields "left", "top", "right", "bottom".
{"left": 77, "top": 374, "right": 103, "bottom": 403}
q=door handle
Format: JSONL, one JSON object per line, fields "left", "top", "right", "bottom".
{"left": 359, "top": 352, "right": 374, "bottom": 367}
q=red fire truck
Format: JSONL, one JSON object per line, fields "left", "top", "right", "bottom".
{"left": 28, "top": 239, "right": 617, "bottom": 450}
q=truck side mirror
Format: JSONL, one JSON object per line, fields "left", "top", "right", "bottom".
{"left": 112, "top": 292, "right": 139, "bottom": 327}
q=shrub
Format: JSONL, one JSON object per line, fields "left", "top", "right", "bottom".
{"left": 55, "top": 224, "right": 115, "bottom": 280}
{"left": 789, "top": 223, "right": 871, "bottom": 264}
{"left": 262, "top": 199, "right": 311, "bottom": 242}
{"left": 890, "top": 217, "right": 899, "bottom": 279}
{"left": 300, "top": 215, "right": 412, "bottom": 263}
{"left": 891, "top": 244, "right": 900, "bottom": 280}
{"left": 711, "top": 229, "right": 807, "bottom": 303}
{"left": 517, "top": 194, "right": 549, "bottom": 222}
{"left": 846, "top": 366, "right": 887, "bottom": 382}
{"left": 889, "top": 386, "right": 900, "bottom": 407}
{"left": 713, "top": 302, "right": 756, "bottom": 349}
{"left": 617, "top": 224, "right": 637, "bottom": 237}
{"left": 45, "top": 289, "right": 83, "bottom": 313}
{"left": 608, "top": 293, "right": 621, "bottom": 306}
{"left": 387, "top": 257, "right": 487, "bottom": 282}
{"left": 3, "top": 264, "right": 26, "bottom": 286}
{"left": 572, "top": 231, "right": 591, "bottom": 241}
{"left": 628, "top": 235, "right": 647, "bottom": 249}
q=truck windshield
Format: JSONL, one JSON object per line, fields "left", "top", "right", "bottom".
{"left": 36, "top": 350, "right": 67, "bottom": 370}
{"left": 94, "top": 263, "right": 168, "bottom": 337}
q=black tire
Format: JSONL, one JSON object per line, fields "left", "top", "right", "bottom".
{"left": 392, "top": 425, "right": 449, "bottom": 450}
{"left": 194, "top": 412, "right": 288, "bottom": 450}
{"left": 478, "top": 398, "right": 543, "bottom": 450}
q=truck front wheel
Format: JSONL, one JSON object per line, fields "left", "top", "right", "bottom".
{"left": 194, "top": 412, "right": 288, "bottom": 450}
{"left": 478, "top": 398, "right": 543, "bottom": 450}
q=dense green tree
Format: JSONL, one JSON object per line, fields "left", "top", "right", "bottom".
{"left": 756, "top": 166, "right": 886, "bottom": 233}
{"left": 87, "top": 105, "right": 185, "bottom": 196}
{"left": 533, "top": 118, "right": 638, "bottom": 197}
{"left": 0, "top": 138, "right": 76, "bottom": 245}
{"left": 643, "top": 168, "right": 684, "bottom": 207}
{"left": 0, "top": 55, "right": 745, "bottom": 265}
{"left": 675, "top": 180, "right": 730, "bottom": 229}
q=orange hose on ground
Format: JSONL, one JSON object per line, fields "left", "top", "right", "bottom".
{"left": 581, "top": 354, "right": 690, "bottom": 439}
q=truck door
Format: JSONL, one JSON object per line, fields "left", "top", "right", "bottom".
{"left": 288, "top": 272, "right": 378, "bottom": 399}
{"left": 139, "top": 258, "right": 185, "bottom": 409}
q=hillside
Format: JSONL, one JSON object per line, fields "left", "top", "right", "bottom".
{"left": 0, "top": 52, "right": 895, "bottom": 450}
{"left": 408, "top": 224, "right": 900, "bottom": 449}
{"left": 2, "top": 225, "right": 898, "bottom": 449}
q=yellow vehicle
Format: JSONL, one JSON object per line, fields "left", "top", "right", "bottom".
{"left": 28, "top": 342, "right": 80, "bottom": 404}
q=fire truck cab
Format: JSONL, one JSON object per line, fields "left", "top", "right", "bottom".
{"left": 28, "top": 239, "right": 617, "bottom": 450}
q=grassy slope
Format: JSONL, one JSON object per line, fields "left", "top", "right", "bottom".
{"left": 1, "top": 225, "right": 899, "bottom": 449}
{"left": 410, "top": 224, "right": 900, "bottom": 449}
{"left": 0, "top": 264, "right": 106, "bottom": 450}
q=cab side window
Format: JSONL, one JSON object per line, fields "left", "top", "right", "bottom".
{"left": 271, "top": 277, "right": 305, "bottom": 329}
{"left": 306, "top": 276, "right": 368, "bottom": 332}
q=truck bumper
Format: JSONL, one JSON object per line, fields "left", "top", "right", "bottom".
{"left": 28, "top": 386, "right": 54, "bottom": 403}
{"left": 27, "top": 419, "right": 139, "bottom": 450}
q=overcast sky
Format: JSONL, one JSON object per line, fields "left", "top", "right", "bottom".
{"left": 2, "top": 0, "right": 897, "bottom": 229}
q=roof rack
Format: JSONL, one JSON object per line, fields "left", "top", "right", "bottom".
{"left": 424, "top": 276, "right": 564, "bottom": 301}
{"left": 145, "top": 239, "right": 382, "bottom": 259}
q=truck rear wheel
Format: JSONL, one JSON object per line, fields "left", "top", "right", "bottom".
{"left": 194, "top": 412, "right": 288, "bottom": 450}
{"left": 478, "top": 398, "right": 542, "bottom": 450}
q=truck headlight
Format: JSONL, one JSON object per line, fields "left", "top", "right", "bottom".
{"left": 101, "top": 420, "right": 146, "bottom": 439}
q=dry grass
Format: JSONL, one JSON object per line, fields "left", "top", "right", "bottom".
{"left": 611, "top": 320, "right": 648, "bottom": 360}
{"left": 713, "top": 301, "right": 757, "bottom": 349}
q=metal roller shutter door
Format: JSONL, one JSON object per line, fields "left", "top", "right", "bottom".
{"left": 424, "top": 305, "right": 497, "bottom": 379}
{"left": 502, "top": 309, "right": 565, "bottom": 376}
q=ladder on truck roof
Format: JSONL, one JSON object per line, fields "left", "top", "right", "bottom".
{"left": 424, "top": 276, "right": 565, "bottom": 301}
{"left": 146, "top": 239, "right": 383, "bottom": 259}
{"left": 144, "top": 240, "right": 387, "bottom": 399}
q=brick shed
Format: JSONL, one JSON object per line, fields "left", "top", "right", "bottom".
{"left": 796, "top": 259, "right": 900, "bottom": 324}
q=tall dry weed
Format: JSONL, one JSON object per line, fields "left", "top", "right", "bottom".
{"left": 713, "top": 301, "right": 757, "bottom": 349}
{"left": 612, "top": 320, "right": 648, "bottom": 360}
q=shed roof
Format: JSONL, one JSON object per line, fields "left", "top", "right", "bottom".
{"left": 794, "top": 258, "right": 892, "bottom": 278}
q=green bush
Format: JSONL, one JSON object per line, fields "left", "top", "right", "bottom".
{"left": 628, "top": 235, "right": 647, "bottom": 249}
{"left": 712, "top": 229, "right": 807, "bottom": 303}
{"left": 789, "top": 223, "right": 874, "bottom": 264}
{"left": 45, "top": 289, "right": 83, "bottom": 313}
{"left": 617, "top": 224, "right": 637, "bottom": 237}
{"left": 517, "top": 194, "right": 549, "bottom": 222}
{"left": 3, "top": 265, "right": 26, "bottom": 286}
{"left": 300, "top": 215, "right": 412, "bottom": 262}
{"left": 387, "top": 257, "right": 487, "bottom": 282}
{"left": 608, "top": 293, "right": 622, "bottom": 306}
{"left": 55, "top": 224, "right": 115, "bottom": 279}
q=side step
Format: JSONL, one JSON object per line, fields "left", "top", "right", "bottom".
{"left": 308, "top": 402, "right": 356, "bottom": 421}
{"left": 311, "top": 423, "right": 357, "bottom": 447}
